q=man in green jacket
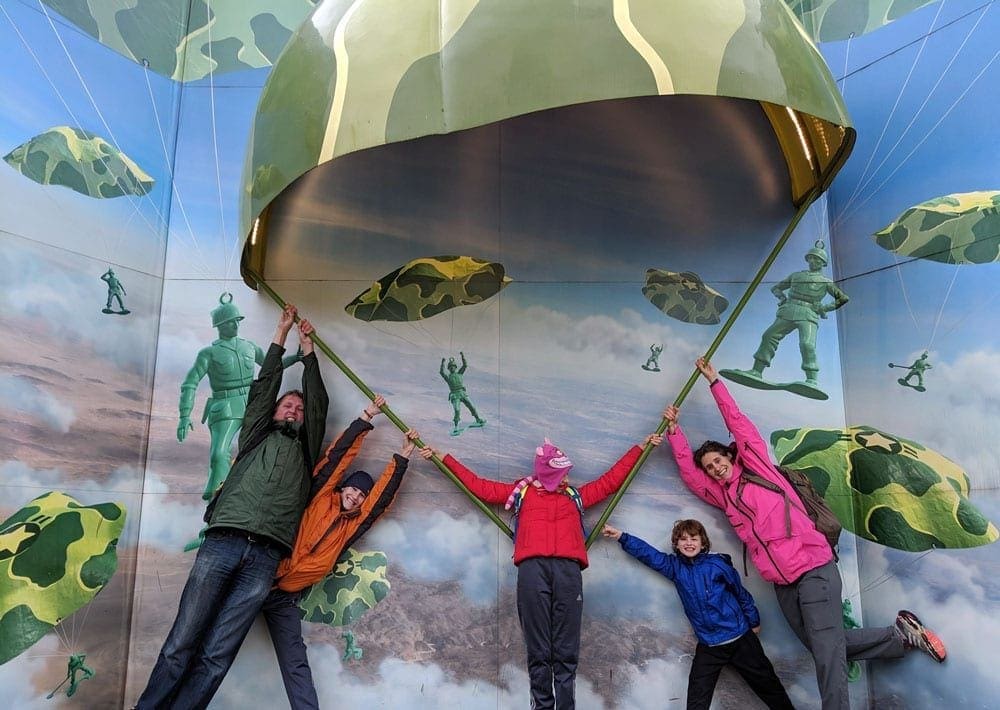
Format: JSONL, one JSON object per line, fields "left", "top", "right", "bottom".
{"left": 135, "top": 304, "right": 329, "bottom": 710}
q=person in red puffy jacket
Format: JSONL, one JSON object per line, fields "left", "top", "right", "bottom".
{"left": 421, "top": 432, "right": 661, "bottom": 710}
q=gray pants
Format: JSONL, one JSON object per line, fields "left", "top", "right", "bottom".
{"left": 774, "top": 561, "right": 904, "bottom": 710}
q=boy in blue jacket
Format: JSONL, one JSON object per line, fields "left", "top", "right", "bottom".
{"left": 603, "top": 519, "right": 794, "bottom": 710}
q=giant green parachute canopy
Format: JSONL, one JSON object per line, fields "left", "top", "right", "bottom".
{"left": 873, "top": 191, "right": 1000, "bottom": 265}
{"left": 3, "top": 127, "right": 154, "bottom": 199}
{"left": 0, "top": 491, "right": 126, "bottom": 665}
{"left": 346, "top": 257, "right": 512, "bottom": 322}
{"left": 298, "top": 549, "right": 390, "bottom": 627}
{"left": 786, "top": 0, "right": 937, "bottom": 42}
{"left": 38, "top": 0, "right": 317, "bottom": 82}
{"left": 642, "top": 269, "right": 729, "bottom": 325}
{"left": 771, "top": 426, "right": 999, "bottom": 552}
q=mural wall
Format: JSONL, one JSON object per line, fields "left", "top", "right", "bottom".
{"left": 0, "top": 1, "right": 996, "bottom": 708}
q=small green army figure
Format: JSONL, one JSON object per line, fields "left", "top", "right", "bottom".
{"left": 178, "top": 294, "right": 300, "bottom": 502}
{"left": 721, "top": 240, "right": 848, "bottom": 399}
{"left": 342, "top": 631, "right": 363, "bottom": 661}
{"left": 440, "top": 352, "right": 486, "bottom": 436}
{"left": 641, "top": 343, "right": 664, "bottom": 372}
{"left": 100, "top": 267, "right": 129, "bottom": 314}
{"left": 47, "top": 653, "right": 95, "bottom": 698}
{"left": 889, "top": 352, "right": 932, "bottom": 392}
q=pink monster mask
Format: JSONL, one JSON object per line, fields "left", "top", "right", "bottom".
{"left": 533, "top": 438, "right": 573, "bottom": 492}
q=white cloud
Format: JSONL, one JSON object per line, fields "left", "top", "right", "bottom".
{"left": 0, "top": 374, "right": 75, "bottom": 431}
{"left": 364, "top": 510, "right": 501, "bottom": 606}
{"left": 0, "top": 636, "right": 66, "bottom": 709}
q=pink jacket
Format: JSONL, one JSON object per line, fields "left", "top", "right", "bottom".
{"left": 666, "top": 380, "right": 832, "bottom": 584}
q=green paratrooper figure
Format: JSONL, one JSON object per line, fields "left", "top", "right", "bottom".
{"left": 100, "top": 267, "right": 129, "bottom": 315}
{"left": 720, "top": 240, "right": 849, "bottom": 400}
{"left": 641, "top": 343, "right": 664, "bottom": 372}
{"left": 440, "top": 352, "right": 486, "bottom": 436}
{"left": 342, "top": 631, "right": 363, "bottom": 661}
{"left": 177, "top": 293, "right": 301, "bottom": 506}
{"left": 889, "top": 352, "right": 932, "bottom": 392}
{"left": 47, "top": 653, "right": 95, "bottom": 699}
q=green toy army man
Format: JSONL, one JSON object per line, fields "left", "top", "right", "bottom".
{"left": 889, "top": 351, "right": 932, "bottom": 391}
{"left": 721, "top": 240, "right": 848, "bottom": 399}
{"left": 100, "top": 267, "right": 129, "bottom": 314}
{"left": 642, "top": 343, "right": 664, "bottom": 372}
{"left": 47, "top": 653, "right": 95, "bottom": 698}
{"left": 178, "top": 293, "right": 300, "bottom": 503}
{"left": 440, "top": 351, "right": 486, "bottom": 436}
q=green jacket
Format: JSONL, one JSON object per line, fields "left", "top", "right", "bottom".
{"left": 207, "top": 343, "right": 329, "bottom": 550}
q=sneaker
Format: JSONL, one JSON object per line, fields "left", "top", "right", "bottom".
{"left": 895, "top": 609, "right": 946, "bottom": 662}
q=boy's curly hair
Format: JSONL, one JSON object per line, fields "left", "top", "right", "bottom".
{"left": 671, "top": 519, "right": 710, "bottom": 554}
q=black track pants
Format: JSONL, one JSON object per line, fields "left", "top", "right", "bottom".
{"left": 516, "top": 557, "right": 583, "bottom": 709}
{"left": 687, "top": 631, "right": 795, "bottom": 710}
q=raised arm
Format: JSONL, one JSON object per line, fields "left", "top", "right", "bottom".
{"left": 298, "top": 318, "right": 329, "bottom": 469}
{"left": 420, "top": 447, "right": 513, "bottom": 505}
{"left": 238, "top": 305, "right": 296, "bottom": 449}
{"left": 695, "top": 357, "right": 767, "bottom": 456}
{"left": 439, "top": 358, "right": 448, "bottom": 381}
{"left": 342, "top": 429, "right": 418, "bottom": 549}
{"left": 663, "top": 404, "right": 725, "bottom": 509}
{"left": 609, "top": 528, "right": 677, "bottom": 580}
{"left": 458, "top": 351, "right": 468, "bottom": 374}
{"left": 310, "top": 396, "right": 385, "bottom": 498}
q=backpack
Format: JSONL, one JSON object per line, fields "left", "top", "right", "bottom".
{"left": 739, "top": 465, "right": 842, "bottom": 555}
{"left": 509, "top": 482, "right": 585, "bottom": 541}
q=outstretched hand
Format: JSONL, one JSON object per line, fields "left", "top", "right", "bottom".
{"left": 602, "top": 524, "right": 622, "bottom": 541}
{"left": 643, "top": 433, "right": 663, "bottom": 447}
{"left": 362, "top": 394, "right": 386, "bottom": 421}
{"left": 418, "top": 446, "right": 439, "bottom": 461}
{"left": 401, "top": 429, "right": 419, "bottom": 458}
{"left": 662, "top": 405, "right": 680, "bottom": 434}
{"left": 298, "top": 318, "right": 315, "bottom": 355}
{"left": 695, "top": 357, "right": 718, "bottom": 383}
{"left": 274, "top": 304, "right": 297, "bottom": 345}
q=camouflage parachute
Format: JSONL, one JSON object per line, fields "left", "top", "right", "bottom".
{"left": 785, "top": 0, "right": 937, "bottom": 42}
{"left": 298, "top": 549, "right": 389, "bottom": 627}
{"left": 642, "top": 269, "right": 729, "bottom": 325}
{"left": 346, "top": 256, "right": 512, "bottom": 322}
{"left": 39, "top": 0, "right": 317, "bottom": 82}
{"left": 0, "top": 491, "right": 126, "bottom": 665}
{"left": 873, "top": 191, "right": 1000, "bottom": 265}
{"left": 240, "top": 0, "right": 852, "bottom": 243}
{"left": 770, "top": 426, "right": 999, "bottom": 552}
{"left": 3, "top": 127, "right": 154, "bottom": 199}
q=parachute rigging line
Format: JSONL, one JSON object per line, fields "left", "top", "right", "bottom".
{"left": 205, "top": 0, "right": 237, "bottom": 283}
{"left": 141, "top": 60, "right": 213, "bottom": 276}
{"left": 34, "top": 0, "right": 170, "bottom": 243}
{"left": 835, "top": 5, "right": 994, "bottom": 228}
{"left": 836, "top": 1, "right": 946, "bottom": 219}
{"left": 248, "top": 269, "right": 514, "bottom": 538}
{"left": 585, "top": 187, "right": 824, "bottom": 548}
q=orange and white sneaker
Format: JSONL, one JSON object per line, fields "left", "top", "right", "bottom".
{"left": 895, "top": 609, "right": 946, "bottom": 662}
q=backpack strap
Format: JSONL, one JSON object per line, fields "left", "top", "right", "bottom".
{"left": 508, "top": 481, "right": 587, "bottom": 543}
{"left": 739, "top": 468, "right": 796, "bottom": 538}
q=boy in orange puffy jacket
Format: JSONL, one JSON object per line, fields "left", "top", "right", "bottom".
{"left": 262, "top": 395, "right": 418, "bottom": 709}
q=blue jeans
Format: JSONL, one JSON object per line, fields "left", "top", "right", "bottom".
{"left": 261, "top": 588, "right": 319, "bottom": 710}
{"left": 135, "top": 530, "right": 283, "bottom": 709}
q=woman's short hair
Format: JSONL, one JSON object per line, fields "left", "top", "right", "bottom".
{"left": 671, "top": 519, "right": 711, "bottom": 553}
{"left": 692, "top": 440, "right": 737, "bottom": 471}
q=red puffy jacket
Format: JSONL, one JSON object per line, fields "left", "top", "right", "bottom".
{"left": 443, "top": 446, "right": 641, "bottom": 569}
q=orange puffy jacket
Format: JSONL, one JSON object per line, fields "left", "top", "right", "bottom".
{"left": 275, "top": 419, "right": 408, "bottom": 592}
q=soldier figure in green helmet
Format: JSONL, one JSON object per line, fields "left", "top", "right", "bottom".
{"left": 889, "top": 351, "right": 932, "bottom": 391}
{"left": 723, "top": 240, "right": 848, "bottom": 398}
{"left": 100, "top": 267, "right": 129, "bottom": 314}
{"left": 177, "top": 293, "right": 301, "bottom": 502}
{"left": 440, "top": 351, "right": 486, "bottom": 435}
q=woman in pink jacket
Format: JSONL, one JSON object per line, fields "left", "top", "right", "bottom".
{"left": 663, "top": 358, "right": 946, "bottom": 710}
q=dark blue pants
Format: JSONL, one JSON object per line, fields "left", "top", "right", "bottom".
{"left": 135, "top": 530, "right": 282, "bottom": 709}
{"left": 261, "top": 588, "right": 319, "bottom": 710}
{"left": 516, "top": 557, "right": 583, "bottom": 710}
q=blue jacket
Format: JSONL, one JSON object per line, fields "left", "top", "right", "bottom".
{"left": 619, "top": 533, "right": 760, "bottom": 646}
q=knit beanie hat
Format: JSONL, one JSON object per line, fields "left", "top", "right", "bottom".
{"left": 533, "top": 438, "right": 573, "bottom": 492}
{"left": 339, "top": 470, "right": 374, "bottom": 496}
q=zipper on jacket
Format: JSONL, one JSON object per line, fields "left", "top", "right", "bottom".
{"left": 725, "top": 480, "right": 790, "bottom": 585}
